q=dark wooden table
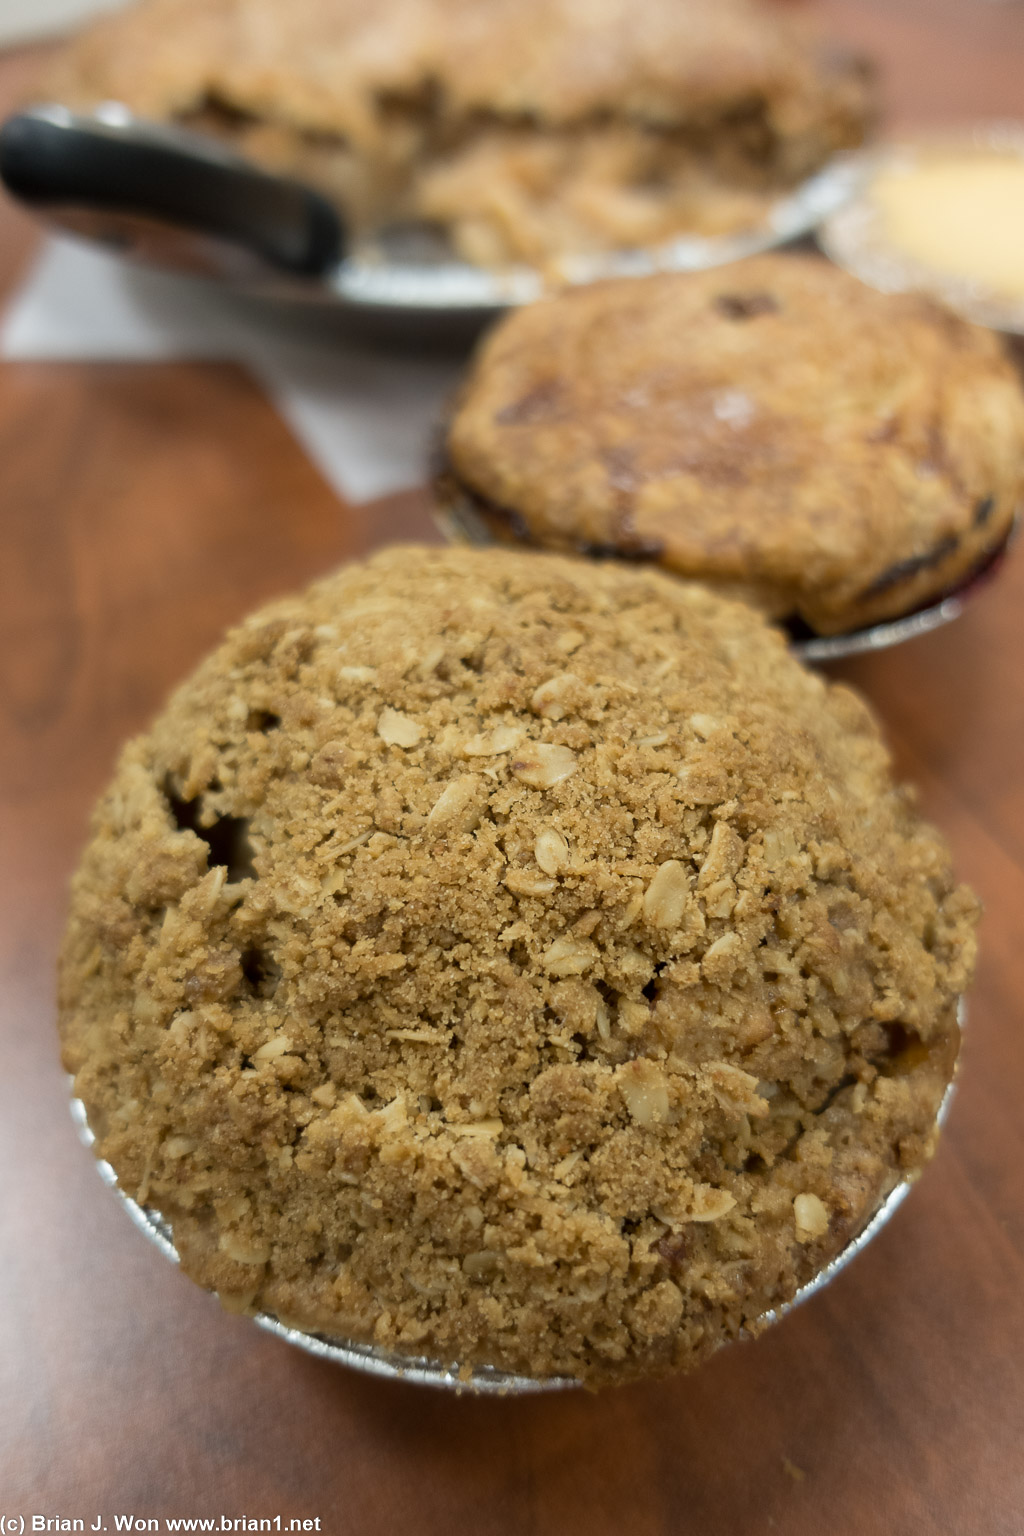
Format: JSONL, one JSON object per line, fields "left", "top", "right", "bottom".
{"left": 2, "top": 6, "right": 1023, "bottom": 1532}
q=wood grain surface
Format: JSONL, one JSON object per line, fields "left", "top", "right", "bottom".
{"left": 1, "top": 6, "right": 1023, "bottom": 1533}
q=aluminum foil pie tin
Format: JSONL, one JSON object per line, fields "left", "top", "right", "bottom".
{"left": 69, "top": 1095, "right": 571, "bottom": 1395}
{"left": 69, "top": 1013, "right": 960, "bottom": 1395}
{"left": 794, "top": 519, "right": 1016, "bottom": 662}
{"left": 819, "top": 125, "right": 1024, "bottom": 336}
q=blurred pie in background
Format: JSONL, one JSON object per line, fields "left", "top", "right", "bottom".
{"left": 821, "top": 131, "right": 1024, "bottom": 336}
{"left": 439, "top": 254, "right": 1024, "bottom": 636}
{"left": 42, "top": 0, "right": 875, "bottom": 267}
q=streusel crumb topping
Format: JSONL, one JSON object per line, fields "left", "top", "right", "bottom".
{"left": 59, "top": 546, "right": 976, "bottom": 1384}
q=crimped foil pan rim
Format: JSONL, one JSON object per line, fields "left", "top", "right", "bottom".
{"left": 327, "top": 156, "right": 865, "bottom": 313}
{"left": 68, "top": 1017, "right": 961, "bottom": 1394}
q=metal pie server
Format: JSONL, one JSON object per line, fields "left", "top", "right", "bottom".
{"left": 0, "top": 102, "right": 864, "bottom": 330}
{"left": 0, "top": 103, "right": 344, "bottom": 282}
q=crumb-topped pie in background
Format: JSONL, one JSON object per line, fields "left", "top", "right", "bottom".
{"left": 59, "top": 546, "right": 977, "bottom": 1387}
{"left": 439, "top": 254, "right": 1024, "bottom": 636}
{"left": 42, "top": 0, "right": 874, "bottom": 268}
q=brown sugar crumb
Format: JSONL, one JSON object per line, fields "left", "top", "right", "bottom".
{"left": 442, "top": 254, "right": 1024, "bottom": 634}
{"left": 58, "top": 546, "right": 977, "bottom": 1386}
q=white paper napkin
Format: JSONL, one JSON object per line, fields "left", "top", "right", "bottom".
{"left": 1, "top": 236, "right": 467, "bottom": 502}
{"left": 0, "top": 0, "right": 129, "bottom": 46}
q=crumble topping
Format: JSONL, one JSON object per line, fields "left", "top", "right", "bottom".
{"left": 59, "top": 547, "right": 976, "bottom": 1384}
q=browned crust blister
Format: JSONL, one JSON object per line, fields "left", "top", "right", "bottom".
{"left": 441, "top": 254, "right": 1024, "bottom": 635}
{"left": 59, "top": 547, "right": 977, "bottom": 1386}
{"left": 41, "top": 0, "right": 873, "bottom": 266}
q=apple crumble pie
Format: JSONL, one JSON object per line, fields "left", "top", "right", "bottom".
{"left": 59, "top": 547, "right": 976, "bottom": 1385}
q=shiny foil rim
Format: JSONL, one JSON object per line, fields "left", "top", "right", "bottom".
{"left": 328, "top": 157, "right": 864, "bottom": 313}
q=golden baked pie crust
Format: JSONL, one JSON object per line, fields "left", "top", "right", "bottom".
{"left": 443, "top": 255, "right": 1024, "bottom": 633}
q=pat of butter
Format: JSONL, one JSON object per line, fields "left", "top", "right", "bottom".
{"left": 871, "top": 153, "right": 1024, "bottom": 301}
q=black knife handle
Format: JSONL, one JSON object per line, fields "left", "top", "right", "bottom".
{"left": 0, "top": 106, "right": 344, "bottom": 279}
